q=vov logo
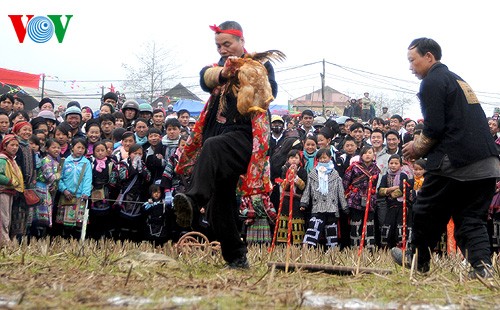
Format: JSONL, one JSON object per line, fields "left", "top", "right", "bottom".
{"left": 8, "top": 15, "right": 73, "bottom": 43}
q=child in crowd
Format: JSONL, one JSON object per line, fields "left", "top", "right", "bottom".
{"left": 85, "top": 120, "right": 101, "bottom": 157}
{"left": 32, "top": 139, "right": 62, "bottom": 237}
{"left": 33, "top": 129, "right": 47, "bottom": 154}
{"left": 413, "top": 158, "right": 426, "bottom": 196}
{"left": 336, "top": 135, "right": 358, "bottom": 178}
{"left": 162, "top": 118, "right": 181, "bottom": 159}
{"left": 29, "top": 135, "right": 43, "bottom": 169}
{"left": 0, "top": 135, "right": 24, "bottom": 245}
{"left": 88, "top": 141, "right": 118, "bottom": 239}
{"left": 145, "top": 128, "right": 167, "bottom": 185}
{"left": 161, "top": 135, "right": 188, "bottom": 241}
{"left": 113, "top": 131, "right": 135, "bottom": 162}
{"left": 56, "top": 137, "right": 92, "bottom": 232}
{"left": 54, "top": 122, "right": 73, "bottom": 159}
{"left": 343, "top": 146, "right": 380, "bottom": 249}
{"left": 115, "top": 143, "right": 151, "bottom": 241}
{"left": 378, "top": 154, "right": 414, "bottom": 248}
{"left": 301, "top": 148, "right": 348, "bottom": 248}
{"left": 112, "top": 127, "right": 126, "bottom": 151}
{"left": 302, "top": 135, "right": 317, "bottom": 174}
{"left": 276, "top": 149, "right": 307, "bottom": 245}
{"left": 142, "top": 184, "right": 169, "bottom": 244}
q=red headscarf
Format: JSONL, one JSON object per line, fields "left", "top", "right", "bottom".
{"left": 0, "top": 134, "right": 18, "bottom": 157}
{"left": 12, "top": 121, "right": 31, "bottom": 135}
{"left": 209, "top": 24, "right": 243, "bottom": 38}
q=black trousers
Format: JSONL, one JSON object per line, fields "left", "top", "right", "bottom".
{"left": 187, "top": 130, "right": 252, "bottom": 263}
{"left": 412, "top": 173, "right": 495, "bottom": 268}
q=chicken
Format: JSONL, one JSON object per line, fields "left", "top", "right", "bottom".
{"left": 223, "top": 50, "right": 286, "bottom": 115}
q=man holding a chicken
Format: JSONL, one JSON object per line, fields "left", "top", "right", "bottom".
{"left": 173, "top": 21, "right": 279, "bottom": 268}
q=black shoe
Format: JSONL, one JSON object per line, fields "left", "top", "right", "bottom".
{"left": 469, "top": 264, "right": 495, "bottom": 280}
{"left": 390, "top": 247, "right": 429, "bottom": 273}
{"left": 173, "top": 193, "right": 193, "bottom": 228}
{"left": 226, "top": 256, "right": 250, "bottom": 269}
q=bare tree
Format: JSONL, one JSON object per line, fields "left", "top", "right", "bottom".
{"left": 371, "top": 92, "right": 416, "bottom": 118}
{"left": 122, "top": 41, "right": 179, "bottom": 104}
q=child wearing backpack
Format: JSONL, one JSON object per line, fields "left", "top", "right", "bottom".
{"left": 378, "top": 154, "right": 414, "bottom": 248}
{"left": 115, "top": 143, "right": 151, "bottom": 241}
{"left": 56, "top": 137, "right": 92, "bottom": 236}
{"left": 343, "top": 146, "right": 380, "bottom": 249}
{"left": 32, "top": 139, "right": 62, "bottom": 237}
{"left": 275, "top": 149, "right": 307, "bottom": 245}
{"left": 142, "top": 184, "right": 168, "bottom": 244}
{"left": 88, "top": 141, "right": 118, "bottom": 239}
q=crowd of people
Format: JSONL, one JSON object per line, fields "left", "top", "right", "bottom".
{"left": 0, "top": 92, "right": 497, "bottom": 256}
{"left": 0, "top": 92, "right": 198, "bottom": 244}
{"left": 0, "top": 29, "right": 498, "bottom": 277}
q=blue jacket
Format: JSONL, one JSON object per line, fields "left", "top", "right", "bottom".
{"left": 58, "top": 155, "right": 92, "bottom": 197}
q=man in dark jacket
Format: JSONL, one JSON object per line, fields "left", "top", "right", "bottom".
{"left": 173, "top": 21, "right": 277, "bottom": 269}
{"left": 393, "top": 38, "right": 500, "bottom": 278}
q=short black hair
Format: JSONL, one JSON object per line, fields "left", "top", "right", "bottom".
{"left": 29, "top": 135, "right": 41, "bottom": 147}
{"left": 371, "top": 128, "right": 384, "bottom": 137}
{"left": 147, "top": 127, "right": 161, "bottom": 136}
{"left": 388, "top": 154, "right": 402, "bottom": 164}
{"left": 390, "top": 114, "right": 403, "bottom": 123}
{"left": 99, "top": 113, "right": 116, "bottom": 124}
{"left": 385, "top": 130, "right": 400, "bottom": 140}
{"left": 408, "top": 37, "right": 442, "bottom": 61}
{"left": 112, "top": 127, "right": 126, "bottom": 141}
{"left": 85, "top": 119, "right": 101, "bottom": 133}
{"left": 316, "top": 148, "right": 331, "bottom": 159}
{"left": 343, "top": 135, "right": 356, "bottom": 144}
{"left": 177, "top": 109, "right": 190, "bottom": 117}
{"left": 414, "top": 158, "right": 427, "bottom": 170}
{"left": 350, "top": 122, "right": 364, "bottom": 132}
{"left": 0, "top": 94, "right": 15, "bottom": 103}
{"left": 301, "top": 109, "right": 314, "bottom": 118}
{"left": 318, "top": 126, "right": 334, "bottom": 140}
{"left": 165, "top": 118, "right": 181, "bottom": 129}
{"left": 71, "top": 137, "right": 88, "bottom": 151}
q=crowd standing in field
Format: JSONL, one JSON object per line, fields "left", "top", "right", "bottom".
{"left": 0, "top": 93, "right": 499, "bottom": 262}
{"left": 0, "top": 35, "right": 499, "bottom": 276}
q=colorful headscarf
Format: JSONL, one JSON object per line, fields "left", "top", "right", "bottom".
{"left": 0, "top": 134, "right": 18, "bottom": 155}
{"left": 12, "top": 121, "right": 31, "bottom": 134}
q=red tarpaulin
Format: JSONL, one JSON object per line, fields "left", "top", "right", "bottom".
{"left": 0, "top": 68, "right": 40, "bottom": 89}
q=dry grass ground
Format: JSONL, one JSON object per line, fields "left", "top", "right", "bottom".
{"left": 1, "top": 238, "right": 500, "bottom": 309}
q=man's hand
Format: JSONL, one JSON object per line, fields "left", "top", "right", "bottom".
{"left": 221, "top": 56, "right": 238, "bottom": 78}
{"left": 402, "top": 141, "right": 418, "bottom": 160}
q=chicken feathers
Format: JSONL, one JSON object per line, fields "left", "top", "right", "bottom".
{"left": 224, "top": 50, "right": 286, "bottom": 115}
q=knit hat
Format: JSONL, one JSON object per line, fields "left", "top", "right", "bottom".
{"left": 67, "top": 101, "right": 81, "bottom": 109}
{"left": 12, "top": 121, "right": 31, "bottom": 134}
{"left": 103, "top": 92, "right": 118, "bottom": 103}
{"left": 65, "top": 106, "right": 82, "bottom": 118}
{"left": 39, "top": 97, "right": 54, "bottom": 109}
{"left": 37, "top": 110, "right": 57, "bottom": 122}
